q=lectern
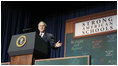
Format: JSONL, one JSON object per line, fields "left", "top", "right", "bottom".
{"left": 8, "top": 32, "right": 48, "bottom": 65}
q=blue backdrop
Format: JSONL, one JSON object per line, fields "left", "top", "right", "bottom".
{"left": 1, "top": 1, "right": 117, "bottom": 62}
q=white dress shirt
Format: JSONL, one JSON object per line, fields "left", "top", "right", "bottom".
{"left": 39, "top": 32, "right": 44, "bottom": 38}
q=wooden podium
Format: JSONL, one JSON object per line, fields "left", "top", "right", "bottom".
{"left": 10, "top": 54, "right": 33, "bottom": 65}
{"left": 8, "top": 32, "right": 48, "bottom": 65}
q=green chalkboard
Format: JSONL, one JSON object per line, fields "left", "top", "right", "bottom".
{"left": 35, "top": 56, "right": 89, "bottom": 65}
{"left": 66, "top": 33, "right": 117, "bottom": 65}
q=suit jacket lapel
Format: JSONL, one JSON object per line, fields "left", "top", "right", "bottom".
{"left": 42, "top": 32, "right": 46, "bottom": 40}
{"left": 41, "top": 32, "right": 48, "bottom": 43}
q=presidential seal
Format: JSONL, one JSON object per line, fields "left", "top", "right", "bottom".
{"left": 16, "top": 35, "right": 27, "bottom": 47}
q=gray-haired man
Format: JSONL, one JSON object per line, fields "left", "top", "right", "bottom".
{"left": 37, "top": 21, "right": 62, "bottom": 57}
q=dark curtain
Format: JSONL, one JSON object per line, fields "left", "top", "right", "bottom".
{"left": 1, "top": 4, "right": 31, "bottom": 62}
{"left": 1, "top": 1, "right": 117, "bottom": 62}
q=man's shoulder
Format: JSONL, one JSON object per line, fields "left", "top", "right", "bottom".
{"left": 45, "top": 32, "right": 54, "bottom": 37}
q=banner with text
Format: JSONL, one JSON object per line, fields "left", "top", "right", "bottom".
{"left": 75, "top": 15, "right": 117, "bottom": 38}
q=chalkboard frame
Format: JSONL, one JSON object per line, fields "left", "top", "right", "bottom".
{"left": 67, "top": 9, "right": 117, "bottom": 39}
{"left": 35, "top": 55, "right": 90, "bottom": 65}
{"left": 1, "top": 62, "right": 10, "bottom": 65}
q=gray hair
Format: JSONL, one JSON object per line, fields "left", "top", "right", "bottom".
{"left": 38, "top": 21, "right": 47, "bottom": 28}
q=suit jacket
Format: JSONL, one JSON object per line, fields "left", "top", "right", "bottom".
{"left": 36, "top": 31, "right": 56, "bottom": 58}
{"left": 42, "top": 32, "right": 56, "bottom": 48}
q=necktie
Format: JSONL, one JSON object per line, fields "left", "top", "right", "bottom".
{"left": 40, "top": 33, "right": 42, "bottom": 37}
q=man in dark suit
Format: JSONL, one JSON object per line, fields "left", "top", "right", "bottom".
{"left": 37, "top": 21, "right": 62, "bottom": 58}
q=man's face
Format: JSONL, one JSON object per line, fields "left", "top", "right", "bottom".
{"left": 38, "top": 22, "right": 46, "bottom": 32}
